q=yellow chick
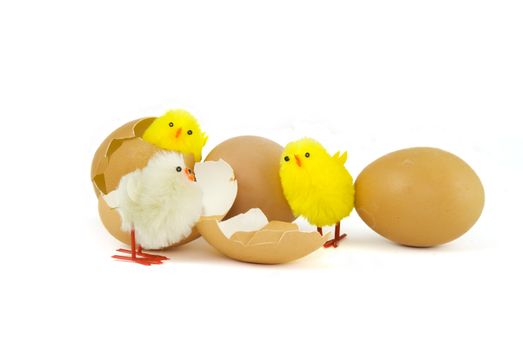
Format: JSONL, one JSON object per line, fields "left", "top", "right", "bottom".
{"left": 142, "top": 109, "right": 208, "bottom": 162}
{"left": 279, "top": 138, "right": 355, "bottom": 248}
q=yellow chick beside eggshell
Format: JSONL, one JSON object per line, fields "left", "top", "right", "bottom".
{"left": 279, "top": 138, "right": 354, "bottom": 247}
{"left": 142, "top": 109, "right": 208, "bottom": 162}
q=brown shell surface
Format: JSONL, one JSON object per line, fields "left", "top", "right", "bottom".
{"left": 205, "top": 136, "right": 295, "bottom": 222}
{"left": 197, "top": 218, "right": 327, "bottom": 264}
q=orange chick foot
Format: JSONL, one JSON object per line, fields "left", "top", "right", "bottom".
{"left": 323, "top": 233, "right": 347, "bottom": 248}
{"left": 112, "top": 254, "right": 165, "bottom": 266}
{"left": 116, "top": 248, "right": 168, "bottom": 261}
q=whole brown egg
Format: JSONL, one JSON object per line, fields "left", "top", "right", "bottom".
{"left": 355, "top": 147, "right": 485, "bottom": 247}
{"left": 205, "top": 136, "right": 295, "bottom": 222}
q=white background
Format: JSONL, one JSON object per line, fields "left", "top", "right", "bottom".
{"left": 1, "top": 1, "right": 521, "bottom": 349}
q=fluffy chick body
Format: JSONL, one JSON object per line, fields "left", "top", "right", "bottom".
{"left": 280, "top": 138, "right": 354, "bottom": 227}
{"left": 115, "top": 151, "right": 203, "bottom": 249}
{"left": 142, "top": 109, "right": 208, "bottom": 162}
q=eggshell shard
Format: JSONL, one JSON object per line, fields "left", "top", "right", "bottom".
{"left": 194, "top": 160, "right": 237, "bottom": 217}
{"left": 91, "top": 118, "right": 195, "bottom": 197}
{"left": 205, "top": 136, "right": 295, "bottom": 222}
{"left": 355, "top": 147, "right": 485, "bottom": 247}
{"left": 217, "top": 208, "right": 269, "bottom": 238}
{"left": 91, "top": 118, "right": 220, "bottom": 248}
{"left": 197, "top": 208, "right": 329, "bottom": 264}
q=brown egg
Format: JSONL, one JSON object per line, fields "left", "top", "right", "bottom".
{"left": 355, "top": 147, "right": 485, "bottom": 247}
{"left": 205, "top": 136, "right": 295, "bottom": 222}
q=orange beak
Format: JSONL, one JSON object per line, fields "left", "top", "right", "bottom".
{"left": 175, "top": 127, "right": 182, "bottom": 138}
{"left": 184, "top": 168, "right": 196, "bottom": 182}
{"left": 294, "top": 154, "right": 302, "bottom": 167}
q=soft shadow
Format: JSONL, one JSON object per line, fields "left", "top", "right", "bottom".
{"left": 160, "top": 237, "right": 232, "bottom": 264}
{"left": 346, "top": 227, "right": 486, "bottom": 254}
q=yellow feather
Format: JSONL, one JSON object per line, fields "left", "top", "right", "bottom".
{"left": 279, "top": 138, "right": 354, "bottom": 227}
{"left": 142, "top": 109, "right": 207, "bottom": 162}
{"left": 332, "top": 151, "right": 347, "bottom": 165}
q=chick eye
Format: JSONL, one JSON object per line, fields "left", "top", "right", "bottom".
{"left": 169, "top": 122, "right": 174, "bottom": 127}
{"left": 187, "top": 130, "right": 193, "bottom": 135}
{"left": 305, "top": 152, "right": 310, "bottom": 158}
{"left": 284, "top": 156, "right": 290, "bottom": 162}
{"left": 176, "top": 166, "right": 182, "bottom": 172}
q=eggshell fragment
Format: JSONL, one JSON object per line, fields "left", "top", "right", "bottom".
{"left": 217, "top": 208, "right": 269, "bottom": 238}
{"left": 194, "top": 160, "right": 237, "bottom": 217}
{"left": 197, "top": 208, "right": 329, "bottom": 264}
{"left": 91, "top": 118, "right": 195, "bottom": 197}
{"left": 205, "top": 136, "right": 295, "bottom": 222}
{"left": 355, "top": 147, "right": 485, "bottom": 247}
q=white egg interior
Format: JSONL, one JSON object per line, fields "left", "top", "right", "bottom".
{"left": 194, "top": 159, "right": 237, "bottom": 217}
{"left": 216, "top": 208, "right": 269, "bottom": 238}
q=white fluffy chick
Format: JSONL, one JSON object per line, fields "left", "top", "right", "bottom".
{"left": 109, "top": 151, "right": 202, "bottom": 265}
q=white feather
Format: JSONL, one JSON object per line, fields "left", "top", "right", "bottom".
{"left": 113, "top": 151, "right": 203, "bottom": 250}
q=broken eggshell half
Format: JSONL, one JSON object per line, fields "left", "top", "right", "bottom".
{"left": 91, "top": 118, "right": 236, "bottom": 248}
{"left": 197, "top": 208, "right": 329, "bottom": 264}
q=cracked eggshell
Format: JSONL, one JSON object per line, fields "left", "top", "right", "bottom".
{"left": 205, "top": 136, "right": 295, "bottom": 222}
{"left": 91, "top": 118, "right": 237, "bottom": 248}
{"left": 196, "top": 208, "right": 329, "bottom": 264}
{"left": 194, "top": 160, "right": 238, "bottom": 217}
